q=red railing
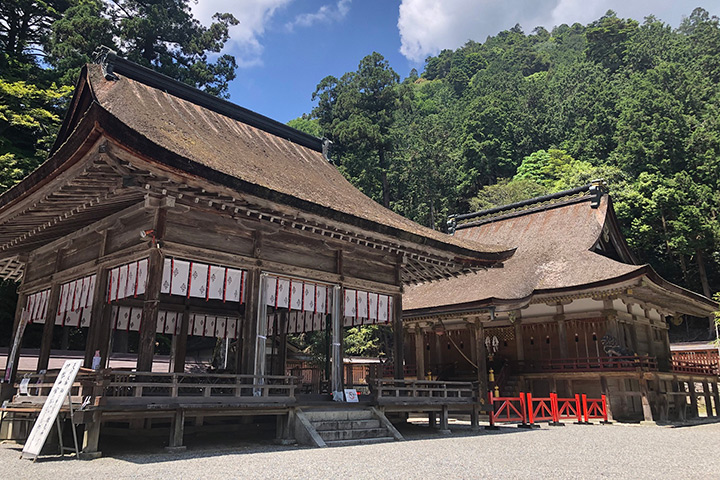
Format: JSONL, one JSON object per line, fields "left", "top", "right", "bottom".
{"left": 582, "top": 394, "right": 608, "bottom": 423}
{"left": 555, "top": 394, "right": 583, "bottom": 423}
{"left": 526, "top": 393, "right": 555, "bottom": 424}
{"left": 489, "top": 392, "right": 608, "bottom": 426}
{"left": 515, "top": 355, "right": 657, "bottom": 373}
{"left": 488, "top": 392, "right": 527, "bottom": 427}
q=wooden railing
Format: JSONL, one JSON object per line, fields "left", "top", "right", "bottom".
{"left": 371, "top": 379, "right": 475, "bottom": 404}
{"left": 380, "top": 364, "right": 418, "bottom": 378}
{"left": 12, "top": 369, "right": 101, "bottom": 406}
{"left": 670, "top": 359, "right": 719, "bottom": 376}
{"left": 102, "top": 371, "right": 296, "bottom": 403}
{"left": 514, "top": 355, "right": 658, "bottom": 373}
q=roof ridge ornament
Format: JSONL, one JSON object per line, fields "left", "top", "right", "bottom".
{"left": 93, "top": 45, "right": 119, "bottom": 81}
{"left": 322, "top": 138, "right": 333, "bottom": 163}
{"left": 450, "top": 179, "right": 608, "bottom": 230}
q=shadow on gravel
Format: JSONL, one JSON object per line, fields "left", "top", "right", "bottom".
{"left": 2, "top": 419, "right": 544, "bottom": 465}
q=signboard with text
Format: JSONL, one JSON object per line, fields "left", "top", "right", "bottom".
{"left": 21, "top": 360, "right": 82, "bottom": 460}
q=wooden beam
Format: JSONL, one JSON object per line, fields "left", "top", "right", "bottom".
{"left": 37, "top": 285, "right": 61, "bottom": 372}
{"left": 393, "top": 293, "right": 404, "bottom": 380}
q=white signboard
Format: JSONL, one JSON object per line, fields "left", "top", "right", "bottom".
{"left": 344, "top": 388, "right": 359, "bottom": 403}
{"left": 21, "top": 360, "right": 82, "bottom": 460}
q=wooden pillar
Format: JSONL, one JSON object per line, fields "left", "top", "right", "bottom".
{"left": 83, "top": 264, "right": 109, "bottom": 368}
{"left": 414, "top": 327, "right": 425, "bottom": 380}
{"left": 474, "top": 321, "right": 488, "bottom": 401}
{"left": 688, "top": 380, "right": 699, "bottom": 418}
{"left": 392, "top": 293, "right": 404, "bottom": 380}
{"left": 702, "top": 381, "right": 713, "bottom": 417}
{"left": 514, "top": 319, "right": 524, "bottom": 362}
{"left": 3, "top": 292, "right": 27, "bottom": 388}
{"left": 167, "top": 409, "right": 186, "bottom": 451}
{"left": 556, "top": 317, "right": 568, "bottom": 358}
{"left": 330, "top": 285, "right": 343, "bottom": 396}
{"left": 80, "top": 411, "right": 102, "bottom": 459}
{"left": 711, "top": 382, "right": 720, "bottom": 419}
{"left": 639, "top": 378, "right": 654, "bottom": 422}
{"left": 239, "top": 268, "right": 261, "bottom": 375}
{"left": 277, "top": 312, "right": 288, "bottom": 376}
{"left": 644, "top": 324, "right": 656, "bottom": 358}
{"left": 37, "top": 285, "right": 62, "bottom": 372}
{"left": 173, "top": 306, "right": 190, "bottom": 373}
{"left": 438, "top": 405, "right": 451, "bottom": 434}
{"left": 252, "top": 273, "right": 269, "bottom": 379}
{"left": 137, "top": 247, "right": 163, "bottom": 372}
{"left": 600, "top": 376, "right": 614, "bottom": 421}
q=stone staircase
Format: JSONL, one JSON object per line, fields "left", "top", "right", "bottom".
{"left": 296, "top": 407, "right": 403, "bottom": 447}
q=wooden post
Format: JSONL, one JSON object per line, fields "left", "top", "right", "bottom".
{"left": 137, "top": 247, "right": 163, "bottom": 372}
{"left": 37, "top": 285, "right": 62, "bottom": 372}
{"left": 639, "top": 378, "right": 654, "bottom": 423}
{"left": 673, "top": 377, "right": 686, "bottom": 422}
{"left": 688, "top": 380, "right": 699, "bottom": 418}
{"left": 392, "top": 293, "right": 404, "bottom": 380}
{"left": 277, "top": 312, "right": 288, "bottom": 376}
{"left": 239, "top": 268, "right": 261, "bottom": 375}
{"left": 414, "top": 327, "right": 425, "bottom": 380}
{"left": 599, "top": 376, "right": 614, "bottom": 422}
{"left": 4, "top": 292, "right": 27, "bottom": 389}
{"left": 556, "top": 317, "right": 569, "bottom": 359}
{"left": 330, "top": 285, "right": 343, "bottom": 396}
{"left": 83, "top": 265, "right": 109, "bottom": 368}
{"left": 474, "top": 322, "right": 488, "bottom": 401}
{"left": 711, "top": 382, "right": 720, "bottom": 419}
{"left": 438, "top": 405, "right": 451, "bottom": 434}
{"left": 514, "top": 319, "right": 524, "bottom": 362}
{"left": 702, "top": 381, "right": 713, "bottom": 417}
{"left": 167, "top": 409, "right": 186, "bottom": 451}
{"left": 80, "top": 411, "right": 103, "bottom": 459}
{"left": 173, "top": 306, "right": 190, "bottom": 373}
{"left": 252, "top": 272, "right": 269, "bottom": 380}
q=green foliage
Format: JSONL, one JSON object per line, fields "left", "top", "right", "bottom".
{"left": 287, "top": 115, "right": 322, "bottom": 137}
{"left": 469, "top": 178, "right": 548, "bottom": 211}
{"left": 308, "top": 7, "right": 720, "bottom": 303}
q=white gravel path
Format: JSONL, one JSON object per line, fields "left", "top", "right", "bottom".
{"left": 2, "top": 421, "right": 719, "bottom": 479}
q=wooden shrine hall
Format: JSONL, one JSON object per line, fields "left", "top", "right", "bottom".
{"left": 0, "top": 50, "right": 513, "bottom": 455}
{"left": 402, "top": 184, "right": 719, "bottom": 423}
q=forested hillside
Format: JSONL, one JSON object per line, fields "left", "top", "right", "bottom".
{"left": 296, "top": 8, "right": 720, "bottom": 308}
{"left": 0, "top": 4, "right": 718, "bottom": 341}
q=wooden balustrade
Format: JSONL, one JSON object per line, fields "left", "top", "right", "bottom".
{"left": 514, "top": 355, "right": 658, "bottom": 373}
{"left": 670, "top": 359, "right": 719, "bottom": 376}
{"left": 371, "top": 378, "right": 475, "bottom": 404}
{"left": 102, "top": 371, "right": 296, "bottom": 403}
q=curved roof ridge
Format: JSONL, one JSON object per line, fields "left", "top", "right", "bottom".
{"left": 450, "top": 181, "right": 606, "bottom": 232}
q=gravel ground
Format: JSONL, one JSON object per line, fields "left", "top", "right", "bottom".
{"left": 2, "top": 420, "right": 719, "bottom": 480}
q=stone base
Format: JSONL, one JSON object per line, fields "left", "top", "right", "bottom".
{"left": 437, "top": 429, "right": 452, "bottom": 435}
{"left": 274, "top": 438, "right": 296, "bottom": 445}
{"left": 639, "top": 420, "right": 657, "bottom": 426}
{"left": 517, "top": 423, "right": 537, "bottom": 429}
{"left": 164, "top": 446, "right": 187, "bottom": 453}
{"left": 549, "top": 422, "right": 565, "bottom": 427}
{"left": 484, "top": 425, "right": 500, "bottom": 430}
{"left": 78, "top": 451, "right": 102, "bottom": 460}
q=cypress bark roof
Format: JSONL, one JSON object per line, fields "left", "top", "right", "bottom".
{"left": 0, "top": 59, "right": 514, "bottom": 281}
{"left": 404, "top": 192, "right": 717, "bottom": 316}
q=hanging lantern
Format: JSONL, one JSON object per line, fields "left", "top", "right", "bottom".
{"left": 447, "top": 341, "right": 451, "bottom": 350}
{"left": 460, "top": 340, "right": 464, "bottom": 349}
{"left": 546, "top": 336, "right": 550, "bottom": 344}
{"left": 575, "top": 334, "right": 579, "bottom": 343}
{"left": 530, "top": 336, "right": 534, "bottom": 345}
{"left": 426, "top": 343, "right": 430, "bottom": 351}
{"left": 592, "top": 332, "right": 597, "bottom": 342}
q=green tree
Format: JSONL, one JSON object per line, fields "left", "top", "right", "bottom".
{"left": 312, "top": 52, "right": 402, "bottom": 207}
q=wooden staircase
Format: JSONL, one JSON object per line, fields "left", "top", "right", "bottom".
{"left": 295, "top": 407, "right": 403, "bottom": 447}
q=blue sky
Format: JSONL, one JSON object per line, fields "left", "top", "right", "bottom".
{"left": 190, "top": 1, "right": 720, "bottom": 124}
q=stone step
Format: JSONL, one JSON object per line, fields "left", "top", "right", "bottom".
{"left": 303, "top": 409, "right": 375, "bottom": 422}
{"left": 312, "top": 419, "right": 381, "bottom": 431}
{"left": 318, "top": 427, "right": 389, "bottom": 442}
{"left": 325, "top": 436, "right": 396, "bottom": 447}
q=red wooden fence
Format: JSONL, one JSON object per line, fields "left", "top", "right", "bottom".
{"left": 489, "top": 392, "right": 608, "bottom": 426}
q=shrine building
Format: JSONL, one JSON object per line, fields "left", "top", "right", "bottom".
{"left": 402, "top": 184, "right": 719, "bottom": 422}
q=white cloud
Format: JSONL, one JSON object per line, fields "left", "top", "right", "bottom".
{"left": 398, "top": 0, "right": 704, "bottom": 63}
{"left": 285, "top": 0, "right": 352, "bottom": 31}
{"left": 191, "top": 0, "right": 291, "bottom": 67}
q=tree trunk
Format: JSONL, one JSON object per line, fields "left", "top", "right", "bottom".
{"left": 695, "top": 248, "right": 715, "bottom": 336}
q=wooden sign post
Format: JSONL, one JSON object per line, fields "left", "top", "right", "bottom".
{"left": 21, "top": 360, "right": 82, "bottom": 461}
